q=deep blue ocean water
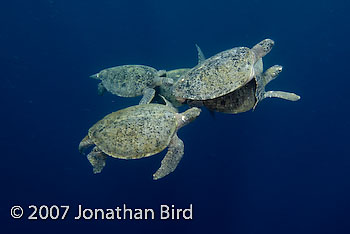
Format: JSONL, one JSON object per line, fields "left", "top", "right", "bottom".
{"left": 1, "top": 0, "right": 349, "bottom": 233}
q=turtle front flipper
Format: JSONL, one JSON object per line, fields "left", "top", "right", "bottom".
{"left": 87, "top": 146, "right": 108, "bottom": 174}
{"left": 264, "top": 91, "right": 301, "bottom": 101}
{"left": 97, "top": 83, "right": 107, "bottom": 96}
{"left": 79, "top": 135, "right": 94, "bottom": 154}
{"left": 139, "top": 88, "right": 156, "bottom": 104}
{"left": 195, "top": 44, "right": 206, "bottom": 64}
{"left": 153, "top": 134, "right": 184, "bottom": 180}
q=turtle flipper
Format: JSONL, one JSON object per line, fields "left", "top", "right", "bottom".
{"left": 97, "top": 83, "right": 107, "bottom": 96}
{"left": 79, "top": 135, "right": 94, "bottom": 154}
{"left": 139, "top": 88, "right": 156, "bottom": 104}
{"left": 87, "top": 146, "right": 107, "bottom": 174}
{"left": 254, "top": 58, "right": 264, "bottom": 76}
{"left": 195, "top": 44, "right": 206, "bottom": 65}
{"left": 153, "top": 134, "right": 184, "bottom": 180}
{"left": 264, "top": 91, "right": 301, "bottom": 101}
{"left": 159, "top": 95, "right": 177, "bottom": 112}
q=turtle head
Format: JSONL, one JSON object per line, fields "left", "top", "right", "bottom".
{"left": 265, "top": 65, "right": 283, "bottom": 80}
{"left": 154, "top": 76, "right": 174, "bottom": 87}
{"left": 157, "top": 69, "right": 167, "bottom": 77}
{"left": 90, "top": 73, "right": 100, "bottom": 79}
{"left": 176, "top": 107, "right": 201, "bottom": 129}
{"left": 259, "top": 65, "right": 283, "bottom": 90}
{"left": 252, "top": 39, "right": 275, "bottom": 61}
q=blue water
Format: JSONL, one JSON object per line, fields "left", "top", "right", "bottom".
{"left": 1, "top": 0, "right": 349, "bottom": 233}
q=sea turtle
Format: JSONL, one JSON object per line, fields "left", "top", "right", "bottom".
{"left": 78, "top": 98, "right": 201, "bottom": 180}
{"left": 172, "top": 39, "right": 275, "bottom": 102}
{"left": 195, "top": 65, "right": 300, "bottom": 114}
{"left": 90, "top": 65, "right": 173, "bottom": 104}
{"left": 158, "top": 44, "right": 206, "bottom": 107}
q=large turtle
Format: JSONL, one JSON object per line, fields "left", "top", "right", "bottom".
{"left": 78, "top": 98, "right": 201, "bottom": 180}
{"left": 172, "top": 39, "right": 275, "bottom": 102}
{"left": 194, "top": 65, "right": 300, "bottom": 114}
{"left": 158, "top": 44, "right": 206, "bottom": 107}
{"left": 90, "top": 65, "right": 173, "bottom": 104}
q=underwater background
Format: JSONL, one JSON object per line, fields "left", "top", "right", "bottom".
{"left": 1, "top": 0, "right": 349, "bottom": 233}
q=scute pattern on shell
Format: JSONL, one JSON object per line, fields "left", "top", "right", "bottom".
{"left": 99, "top": 65, "right": 157, "bottom": 97}
{"left": 88, "top": 104, "right": 177, "bottom": 159}
{"left": 173, "top": 47, "right": 255, "bottom": 100}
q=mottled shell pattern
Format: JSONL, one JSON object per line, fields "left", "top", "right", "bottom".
{"left": 97, "top": 65, "right": 158, "bottom": 97}
{"left": 173, "top": 47, "right": 256, "bottom": 100}
{"left": 201, "top": 58, "right": 263, "bottom": 113}
{"left": 88, "top": 104, "right": 177, "bottom": 159}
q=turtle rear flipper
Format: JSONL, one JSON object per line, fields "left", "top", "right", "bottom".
{"left": 153, "top": 134, "right": 184, "bottom": 180}
{"left": 139, "top": 88, "right": 156, "bottom": 104}
{"left": 87, "top": 147, "right": 107, "bottom": 174}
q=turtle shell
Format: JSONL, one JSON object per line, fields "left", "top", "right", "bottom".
{"left": 201, "top": 59, "right": 263, "bottom": 114}
{"left": 98, "top": 65, "right": 157, "bottom": 97}
{"left": 88, "top": 104, "right": 177, "bottom": 159}
{"left": 203, "top": 78, "right": 257, "bottom": 114}
{"left": 173, "top": 47, "right": 256, "bottom": 100}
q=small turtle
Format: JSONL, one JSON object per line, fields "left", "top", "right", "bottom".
{"left": 158, "top": 44, "right": 206, "bottom": 107}
{"left": 78, "top": 98, "right": 201, "bottom": 180}
{"left": 172, "top": 39, "right": 275, "bottom": 102}
{"left": 195, "top": 65, "right": 300, "bottom": 114}
{"left": 90, "top": 65, "right": 173, "bottom": 104}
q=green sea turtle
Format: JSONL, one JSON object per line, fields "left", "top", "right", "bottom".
{"left": 90, "top": 65, "right": 173, "bottom": 104}
{"left": 194, "top": 65, "right": 300, "bottom": 114}
{"left": 172, "top": 39, "right": 275, "bottom": 102}
{"left": 78, "top": 98, "right": 201, "bottom": 180}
